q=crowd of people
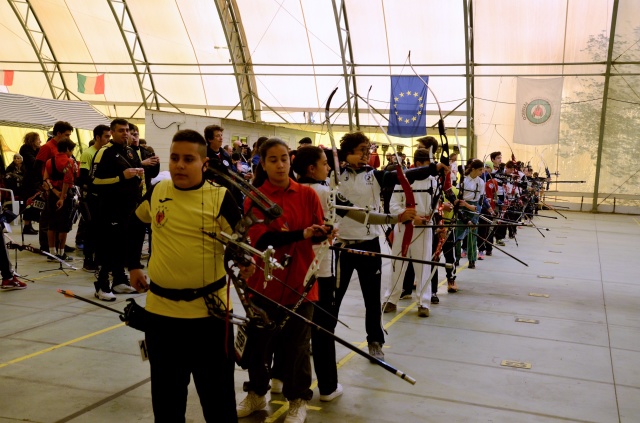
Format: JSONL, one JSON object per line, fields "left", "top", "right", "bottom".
{"left": 0, "top": 121, "right": 550, "bottom": 423}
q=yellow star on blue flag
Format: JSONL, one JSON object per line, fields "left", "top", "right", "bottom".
{"left": 388, "top": 75, "right": 429, "bottom": 138}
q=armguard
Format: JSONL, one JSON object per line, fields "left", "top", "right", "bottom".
{"left": 346, "top": 209, "right": 397, "bottom": 225}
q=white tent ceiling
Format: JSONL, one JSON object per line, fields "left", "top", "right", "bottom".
{"left": 1, "top": 0, "right": 639, "bottom": 211}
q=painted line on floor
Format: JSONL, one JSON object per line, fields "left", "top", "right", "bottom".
{"left": 0, "top": 323, "right": 125, "bottom": 370}
{"left": 634, "top": 217, "right": 640, "bottom": 226}
{"left": 265, "top": 265, "right": 465, "bottom": 422}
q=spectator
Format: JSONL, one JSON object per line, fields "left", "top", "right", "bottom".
{"left": 19, "top": 132, "right": 42, "bottom": 235}
{"left": 42, "top": 139, "right": 79, "bottom": 261}
{"left": 77, "top": 124, "right": 110, "bottom": 272}
{"left": 251, "top": 137, "right": 268, "bottom": 172}
{"left": 129, "top": 123, "right": 160, "bottom": 193}
{"left": 35, "top": 121, "right": 73, "bottom": 252}
{"left": 92, "top": 118, "right": 142, "bottom": 301}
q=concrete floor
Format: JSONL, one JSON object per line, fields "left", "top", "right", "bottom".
{"left": 0, "top": 211, "right": 639, "bottom": 422}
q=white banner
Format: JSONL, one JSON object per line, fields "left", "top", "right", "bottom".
{"left": 513, "top": 77, "right": 563, "bottom": 145}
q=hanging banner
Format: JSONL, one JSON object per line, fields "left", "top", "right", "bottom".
{"left": 388, "top": 76, "right": 428, "bottom": 138}
{"left": 513, "top": 77, "right": 563, "bottom": 145}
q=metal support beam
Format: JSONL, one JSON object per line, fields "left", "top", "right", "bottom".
{"left": 332, "top": 0, "right": 359, "bottom": 131}
{"left": 106, "top": 0, "right": 160, "bottom": 112}
{"left": 214, "top": 0, "right": 260, "bottom": 122}
{"left": 463, "top": 0, "right": 476, "bottom": 160}
{"left": 591, "top": 0, "right": 619, "bottom": 212}
{"left": 8, "top": 0, "right": 71, "bottom": 100}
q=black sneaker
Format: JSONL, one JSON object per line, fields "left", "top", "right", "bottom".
{"left": 64, "top": 245, "right": 75, "bottom": 253}
{"left": 23, "top": 226, "right": 38, "bottom": 235}
{"left": 431, "top": 294, "right": 439, "bottom": 304}
{"left": 82, "top": 260, "right": 98, "bottom": 272}
{"left": 56, "top": 254, "right": 74, "bottom": 262}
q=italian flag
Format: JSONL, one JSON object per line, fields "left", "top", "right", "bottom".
{"left": 77, "top": 73, "right": 105, "bottom": 95}
{"left": 0, "top": 70, "right": 14, "bottom": 86}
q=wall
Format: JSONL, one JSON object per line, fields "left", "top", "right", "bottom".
{"left": 144, "top": 110, "right": 317, "bottom": 171}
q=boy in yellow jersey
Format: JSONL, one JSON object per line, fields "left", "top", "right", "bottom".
{"left": 126, "top": 129, "right": 254, "bottom": 422}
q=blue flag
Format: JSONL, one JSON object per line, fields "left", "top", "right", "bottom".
{"left": 388, "top": 75, "right": 428, "bottom": 138}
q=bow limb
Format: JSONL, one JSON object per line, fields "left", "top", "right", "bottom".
{"left": 454, "top": 119, "right": 462, "bottom": 160}
{"left": 325, "top": 87, "right": 341, "bottom": 190}
{"left": 538, "top": 151, "right": 552, "bottom": 190}
{"left": 364, "top": 86, "right": 414, "bottom": 257}
{"left": 495, "top": 125, "right": 516, "bottom": 162}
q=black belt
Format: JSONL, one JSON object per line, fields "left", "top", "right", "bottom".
{"left": 149, "top": 276, "right": 226, "bottom": 302}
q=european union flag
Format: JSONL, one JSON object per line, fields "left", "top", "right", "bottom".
{"left": 388, "top": 75, "right": 429, "bottom": 138}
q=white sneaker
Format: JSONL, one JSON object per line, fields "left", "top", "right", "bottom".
{"left": 319, "top": 383, "right": 343, "bottom": 402}
{"left": 95, "top": 289, "right": 116, "bottom": 302}
{"left": 271, "top": 378, "right": 283, "bottom": 394}
{"left": 113, "top": 284, "right": 137, "bottom": 294}
{"left": 236, "top": 391, "right": 266, "bottom": 418}
{"left": 284, "top": 398, "right": 307, "bottom": 423}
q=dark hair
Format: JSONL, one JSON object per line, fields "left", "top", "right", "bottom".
{"left": 23, "top": 132, "right": 40, "bottom": 149}
{"left": 299, "top": 137, "right": 312, "bottom": 145}
{"left": 490, "top": 151, "right": 502, "bottom": 161}
{"left": 139, "top": 139, "right": 147, "bottom": 146}
{"left": 292, "top": 146, "right": 324, "bottom": 178}
{"left": 252, "top": 137, "right": 289, "bottom": 188}
{"left": 110, "top": 118, "right": 129, "bottom": 131}
{"left": 252, "top": 136, "right": 268, "bottom": 156}
{"left": 88, "top": 140, "right": 95, "bottom": 147}
{"left": 57, "top": 138, "right": 76, "bottom": 153}
{"left": 93, "top": 124, "right": 110, "bottom": 140}
{"left": 203, "top": 124, "right": 224, "bottom": 141}
{"left": 53, "top": 121, "right": 73, "bottom": 135}
{"left": 339, "top": 132, "right": 369, "bottom": 155}
{"left": 416, "top": 136, "right": 438, "bottom": 152}
{"left": 468, "top": 159, "right": 484, "bottom": 170}
{"left": 231, "top": 152, "right": 241, "bottom": 161}
{"left": 128, "top": 123, "right": 139, "bottom": 132}
{"left": 173, "top": 129, "right": 205, "bottom": 145}
{"left": 172, "top": 129, "right": 207, "bottom": 158}
{"left": 413, "top": 148, "right": 431, "bottom": 164}
{"left": 505, "top": 160, "right": 515, "bottom": 169}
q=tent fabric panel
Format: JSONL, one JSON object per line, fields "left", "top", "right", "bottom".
{"left": 175, "top": 0, "right": 249, "bottom": 65}
{"left": 125, "top": 0, "right": 200, "bottom": 64}
{"left": 345, "top": 0, "right": 465, "bottom": 65}
{"left": 30, "top": 0, "right": 94, "bottom": 63}
{"left": 474, "top": 0, "right": 568, "bottom": 64}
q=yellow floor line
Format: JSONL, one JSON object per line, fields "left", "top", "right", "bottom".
{"left": 266, "top": 266, "right": 466, "bottom": 421}
{"left": 0, "top": 323, "right": 125, "bottom": 370}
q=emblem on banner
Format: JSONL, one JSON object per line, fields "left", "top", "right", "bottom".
{"left": 522, "top": 99, "right": 552, "bottom": 124}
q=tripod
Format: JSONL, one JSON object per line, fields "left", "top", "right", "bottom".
{"left": 39, "top": 252, "right": 77, "bottom": 276}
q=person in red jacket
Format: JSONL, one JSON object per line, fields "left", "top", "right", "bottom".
{"left": 236, "top": 137, "right": 329, "bottom": 423}
{"left": 42, "top": 138, "right": 79, "bottom": 261}
{"left": 368, "top": 144, "right": 381, "bottom": 169}
{"left": 35, "top": 121, "right": 73, "bottom": 252}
